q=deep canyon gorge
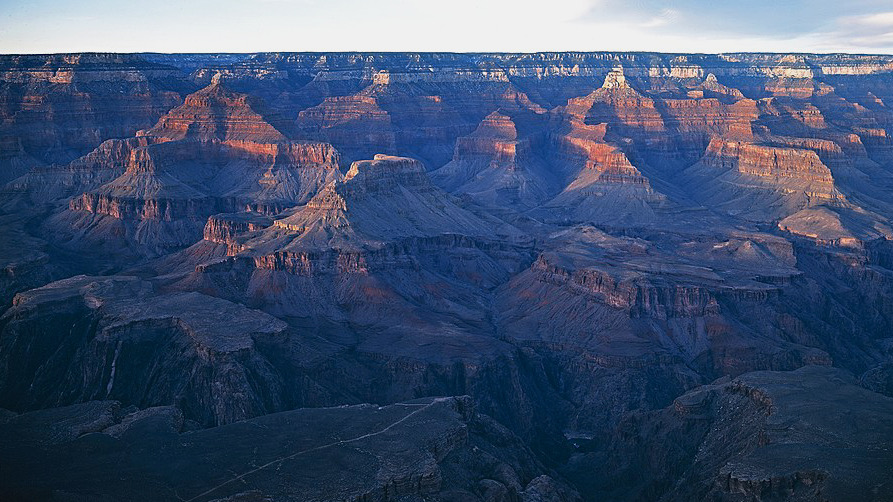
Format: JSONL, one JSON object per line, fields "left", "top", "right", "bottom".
{"left": 1, "top": 51, "right": 893, "bottom": 501}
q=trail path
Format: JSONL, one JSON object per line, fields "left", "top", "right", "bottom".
{"left": 182, "top": 398, "right": 446, "bottom": 502}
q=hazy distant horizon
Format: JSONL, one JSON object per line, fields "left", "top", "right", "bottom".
{"left": 3, "top": 0, "right": 893, "bottom": 54}
{"left": 5, "top": 50, "right": 893, "bottom": 57}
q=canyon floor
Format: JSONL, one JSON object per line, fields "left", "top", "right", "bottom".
{"left": 1, "top": 52, "right": 893, "bottom": 501}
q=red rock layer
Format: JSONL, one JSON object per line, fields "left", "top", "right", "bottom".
{"left": 295, "top": 94, "right": 396, "bottom": 162}
{"left": 0, "top": 54, "right": 185, "bottom": 182}
{"left": 701, "top": 138, "right": 837, "bottom": 198}
{"left": 71, "top": 139, "right": 340, "bottom": 218}
{"left": 565, "top": 68, "right": 666, "bottom": 134}
{"left": 659, "top": 98, "right": 757, "bottom": 141}
{"left": 550, "top": 120, "right": 648, "bottom": 186}
{"left": 529, "top": 255, "right": 723, "bottom": 319}
{"left": 141, "top": 78, "right": 286, "bottom": 143}
{"left": 65, "top": 78, "right": 342, "bottom": 232}
{"left": 451, "top": 112, "right": 532, "bottom": 166}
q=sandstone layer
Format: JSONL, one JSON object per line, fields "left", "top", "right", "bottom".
{"left": 3, "top": 51, "right": 893, "bottom": 501}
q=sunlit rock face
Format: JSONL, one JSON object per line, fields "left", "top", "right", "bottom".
{"left": 0, "top": 54, "right": 188, "bottom": 185}
{"left": 3, "top": 51, "right": 893, "bottom": 501}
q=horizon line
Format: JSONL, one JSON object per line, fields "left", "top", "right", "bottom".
{"left": 4, "top": 50, "right": 893, "bottom": 57}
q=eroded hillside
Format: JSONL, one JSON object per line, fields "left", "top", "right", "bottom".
{"left": 2, "top": 52, "right": 893, "bottom": 501}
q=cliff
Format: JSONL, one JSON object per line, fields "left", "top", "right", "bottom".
{"left": 4, "top": 51, "right": 893, "bottom": 502}
{"left": 54, "top": 80, "right": 341, "bottom": 253}
{"left": 578, "top": 366, "right": 893, "bottom": 501}
{"left": 295, "top": 94, "right": 397, "bottom": 163}
{"left": 141, "top": 75, "right": 288, "bottom": 143}
{"left": 432, "top": 110, "right": 556, "bottom": 208}
{"left": 0, "top": 53, "right": 187, "bottom": 185}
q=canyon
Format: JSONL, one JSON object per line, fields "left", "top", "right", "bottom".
{"left": 2, "top": 51, "right": 893, "bottom": 501}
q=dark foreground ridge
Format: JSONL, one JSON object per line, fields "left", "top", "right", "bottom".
{"left": 2, "top": 51, "right": 893, "bottom": 501}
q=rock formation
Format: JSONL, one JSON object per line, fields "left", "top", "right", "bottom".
{"left": 569, "top": 366, "right": 893, "bottom": 501}
{"left": 0, "top": 396, "right": 579, "bottom": 501}
{"left": 2, "top": 51, "right": 893, "bottom": 501}
{"left": 0, "top": 53, "right": 187, "bottom": 185}
{"left": 49, "top": 79, "right": 342, "bottom": 255}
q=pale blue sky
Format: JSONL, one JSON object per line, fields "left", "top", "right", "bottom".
{"left": 2, "top": 0, "right": 893, "bottom": 54}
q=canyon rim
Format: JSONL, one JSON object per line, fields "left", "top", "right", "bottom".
{"left": 2, "top": 24, "right": 893, "bottom": 502}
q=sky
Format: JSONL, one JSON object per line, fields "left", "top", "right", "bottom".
{"left": 3, "top": 0, "right": 893, "bottom": 54}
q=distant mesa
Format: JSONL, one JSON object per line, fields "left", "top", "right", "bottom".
{"left": 601, "top": 66, "right": 629, "bottom": 89}
{"left": 3, "top": 51, "right": 893, "bottom": 501}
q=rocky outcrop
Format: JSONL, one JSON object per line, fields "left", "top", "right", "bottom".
{"left": 5, "top": 51, "right": 893, "bottom": 502}
{"left": 567, "top": 67, "right": 666, "bottom": 135}
{"left": 568, "top": 366, "right": 893, "bottom": 501}
{"left": 0, "top": 276, "right": 289, "bottom": 426}
{"left": 4, "top": 136, "right": 156, "bottom": 204}
{"left": 186, "top": 155, "right": 532, "bottom": 322}
{"left": 552, "top": 66, "right": 762, "bottom": 172}
{"left": 0, "top": 53, "right": 187, "bottom": 185}
{"left": 203, "top": 212, "right": 272, "bottom": 251}
{"left": 657, "top": 97, "right": 758, "bottom": 163}
{"left": 776, "top": 207, "right": 886, "bottom": 246}
{"left": 264, "top": 154, "right": 515, "bottom": 250}
{"left": 53, "top": 81, "right": 342, "bottom": 254}
{"left": 701, "top": 138, "right": 836, "bottom": 191}
{"left": 140, "top": 75, "right": 287, "bottom": 143}
{"left": 534, "top": 118, "right": 664, "bottom": 225}
{"left": 295, "top": 94, "right": 397, "bottom": 163}
{"left": 697, "top": 73, "right": 746, "bottom": 100}
{"left": 341, "top": 154, "right": 431, "bottom": 192}
{"left": 547, "top": 122, "right": 636, "bottom": 177}
{"left": 454, "top": 111, "right": 528, "bottom": 161}
{"left": 683, "top": 136, "right": 843, "bottom": 221}
{"left": 432, "top": 110, "right": 556, "bottom": 208}
{"left": 0, "top": 396, "right": 579, "bottom": 501}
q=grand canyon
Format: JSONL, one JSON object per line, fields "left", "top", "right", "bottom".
{"left": 1, "top": 51, "right": 893, "bottom": 501}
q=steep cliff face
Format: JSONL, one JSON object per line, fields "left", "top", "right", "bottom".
{"left": 203, "top": 212, "right": 272, "bottom": 251}
{"left": 657, "top": 97, "right": 759, "bottom": 163}
{"left": 295, "top": 93, "right": 397, "bottom": 163}
{"left": 0, "top": 53, "right": 188, "bottom": 185}
{"left": 569, "top": 367, "right": 893, "bottom": 501}
{"left": 0, "top": 396, "right": 580, "bottom": 501}
{"left": 0, "top": 276, "right": 290, "bottom": 426}
{"left": 5, "top": 51, "right": 893, "bottom": 502}
{"left": 700, "top": 139, "right": 836, "bottom": 189}
{"left": 682, "top": 136, "right": 844, "bottom": 222}
{"left": 51, "top": 80, "right": 342, "bottom": 255}
{"left": 432, "top": 110, "right": 557, "bottom": 208}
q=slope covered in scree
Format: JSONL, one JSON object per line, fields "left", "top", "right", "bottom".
{"left": 3, "top": 51, "right": 893, "bottom": 502}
